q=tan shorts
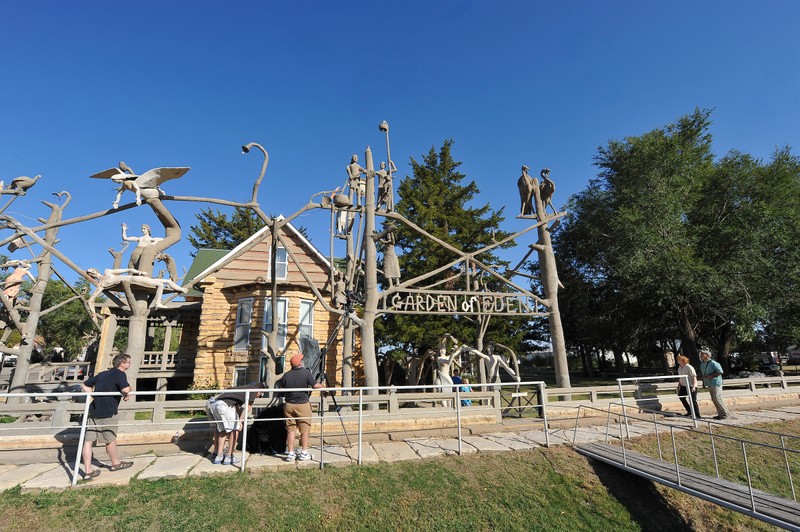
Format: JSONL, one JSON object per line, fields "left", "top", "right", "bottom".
{"left": 284, "top": 402, "right": 312, "bottom": 435}
{"left": 86, "top": 415, "right": 118, "bottom": 445}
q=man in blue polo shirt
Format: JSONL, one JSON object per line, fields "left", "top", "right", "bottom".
{"left": 277, "top": 353, "right": 323, "bottom": 462}
{"left": 80, "top": 353, "right": 134, "bottom": 481}
{"left": 699, "top": 350, "right": 730, "bottom": 420}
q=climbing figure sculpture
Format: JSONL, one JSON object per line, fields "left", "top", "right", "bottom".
{"left": 86, "top": 267, "right": 186, "bottom": 321}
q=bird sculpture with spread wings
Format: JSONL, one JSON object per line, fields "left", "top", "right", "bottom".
{"left": 90, "top": 162, "right": 190, "bottom": 209}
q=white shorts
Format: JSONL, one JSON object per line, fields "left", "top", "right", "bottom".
{"left": 209, "top": 400, "right": 238, "bottom": 433}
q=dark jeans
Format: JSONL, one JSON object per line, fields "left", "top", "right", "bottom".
{"left": 678, "top": 386, "right": 701, "bottom": 417}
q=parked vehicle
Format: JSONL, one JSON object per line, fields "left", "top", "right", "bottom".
{"left": 2, "top": 354, "right": 17, "bottom": 367}
{"left": 54, "top": 366, "right": 84, "bottom": 380}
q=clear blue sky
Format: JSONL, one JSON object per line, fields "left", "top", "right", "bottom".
{"left": 1, "top": 1, "right": 798, "bottom": 284}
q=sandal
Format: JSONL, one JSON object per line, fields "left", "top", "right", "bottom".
{"left": 109, "top": 460, "right": 133, "bottom": 471}
{"left": 83, "top": 469, "right": 101, "bottom": 481}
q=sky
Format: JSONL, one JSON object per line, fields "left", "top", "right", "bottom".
{"left": 1, "top": 1, "right": 798, "bottom": 286}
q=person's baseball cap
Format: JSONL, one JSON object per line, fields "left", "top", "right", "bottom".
{"left": 290, "top": 354, "right": 304, "bottom": 367}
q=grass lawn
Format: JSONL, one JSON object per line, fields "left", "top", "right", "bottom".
{"left": 1, "top": 419, "right": 794, "bottom": 531}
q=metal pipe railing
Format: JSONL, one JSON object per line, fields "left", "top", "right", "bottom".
{"left": 0, "top": 380, "right": 549, "bottom": 487}
{"left": 572, "top": 402, "right": 800, "bottom": 510}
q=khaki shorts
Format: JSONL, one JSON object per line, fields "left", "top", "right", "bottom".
{"left": 284, "top": 402, "right": 312, "bottom": 435}
{"left": 86, "top": 415, "right": 119, "bottom": 445}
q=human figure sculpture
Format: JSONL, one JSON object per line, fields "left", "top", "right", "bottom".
{"left": 469, "top": 342, "right": 521, "bottom": 384}
{"left": 381, "top": 233, "right": 400, "bottom": 288}
{"left": 346, "top": 154, "right": 366, "bottom": 205}
{"left": 418, "top": 334, "right": 462, "bottom": 392}
{"left": 86, "top": 267, "right": 187, "bottom": 321}
{"left": 89, "top": 163, "right": 190, "bottom": 209}
{"left": 333, "top": 271, "right": 347, "bottom": 309}
{"left": 2, "top": 260, "right": 36, "bottom": 302}
{"left": 539, "top": 168, "right": 557, "bottom": 216}
{"left": 517, "top": 165, "right": 535, "bottom": 216}
{"left": 122, "top": 223, "right": 163, "bottom": 270}
{"left": 376, "top": 160, "right": 396, "bottom": 211}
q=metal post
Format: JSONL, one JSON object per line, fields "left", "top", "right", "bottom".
{"left": 619, "top": 413, "right": 628, "bottom": 466}
{"left": 618, "top": 379, "right": 630, "bottom": 440}
{"left": 671, "top": 427, "right": 681, "bottom": 486}
{"left": 573, "top": 406, "right": 582, "bottom": 446}
{"left": 240, "top": 390, "right": 250, "bottom": 472}
{"left": 782, "top": 435, "right": 796, "bottom": 501}
{"left": 357, "top": 389, "right": 363, "bottom": 466}
{"left": 604, "top": 406, "right": 613, "bottom": 443}
{"left": 540, "top": 383, "right": 550, "bottom": 448}
{"left": 456, "top": 387, "right": 463, "bottom": 456}
{"left": 742, "top": 441, "right": 756, "bottom": 512}
{"left": 654, "top": 411, "right": 663, "bottom": 461}
{"left": 71, "top": 393, "right": 93, "bottom": 486}
{"left": 320, "top": 394, "right": 325, "bottom": 470}
{"left": 710, "top": 423, "right": 720, "bottom": 478}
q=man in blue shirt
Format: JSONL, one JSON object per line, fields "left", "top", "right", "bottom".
{"left": 699, "top": 350, "right": 730, "bottom": 420}
{"left": 80, "top": 353, "right": 134, "bottom": 480}
{"left": 276, "top": 353, "right": 323, "bottom": 462}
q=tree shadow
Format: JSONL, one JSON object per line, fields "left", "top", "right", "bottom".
{"left": 589, "top": 459, "right": 693, "bottom": 531}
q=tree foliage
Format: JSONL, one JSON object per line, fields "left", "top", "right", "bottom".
{"left": 188, "top": 207, "right": 266, "bottom": 254}
{"left": 555, "top": 109, "right": 800, "bottom": 371}
{"left": 37, "top": 279, "right": 96, "bottom": 359}
{"left": 375, "top": 140, "right": 525, "bottom": 356}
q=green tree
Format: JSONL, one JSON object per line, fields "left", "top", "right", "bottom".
{"left": 188, "top": 206, "right": 265, "bottom": 254}
{"left": 555, "top": 109, "right": 800, "bottom": 371}
{"left": 38, "top": 279, "right": 96, "bottom": 359}
{"left": 376, "top": 140, "right": 525, "bottom": 357}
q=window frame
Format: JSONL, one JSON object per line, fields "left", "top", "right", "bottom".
{"left": 233, "top": 297, "right": 253, "bottom": 352}
{"left": 263, "top": 296, "right": 289, "bottom": 350}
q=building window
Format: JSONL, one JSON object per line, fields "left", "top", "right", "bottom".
{"left": 234, "top": 367, "right": 247, "bottom": 386}
{"left": 299, "top": 300, "right": 314, "bottom": 341}
{"left": 234, "top": 298, "right": 253, "bottom": 352}
{"left": 270, "top": 247, "right": 288, "bottom": 280}
{"left": 263, "top": 297, "right": 288, "bottom": 350}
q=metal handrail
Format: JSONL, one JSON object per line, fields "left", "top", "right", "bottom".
{"left": 573, "top": 402, "right": 800, "bottom": 511}
{"left": 0, "top": 380, "right": 550, "bottom": 486}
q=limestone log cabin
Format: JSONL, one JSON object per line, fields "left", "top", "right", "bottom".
{"left": 185, "top": 220, "right": 344, "bottom": 389}
{"left": 92, "top": 219, "right": 346, "bottom": 394}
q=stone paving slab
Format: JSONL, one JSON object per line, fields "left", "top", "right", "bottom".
{"left": 239, "top": 453, "right": 297, "bottom": 473}
{"left": 460, "top": 435, "right": 510, "bottom": 452}
{"left": 405, "top": 438, "right": 448, "bottom": 459}
{"left": 139, "top": 454, "right": 203, "bottom": 481}
{"left": 20, "top": 464, "right": 73, "bottom": 492}
{"left": 315, "top": 445, "right": 354, "bottom": 467}
{"left": 434, "top": 437, "right": 477, "bottom": 455}
{"left": 346, "top": 443, "right": 380, "bottom": 465}
{"left": 75, "top": 456, "right": 154, "bottom": 489}
{"left": 482, "top": 432, "right": 539, "bottom": 451}
{"left": 371, "top": 441, "right": 420, "bottom": 462}
{"left": 0, "top": 463, "right": 58, "bottom": 491}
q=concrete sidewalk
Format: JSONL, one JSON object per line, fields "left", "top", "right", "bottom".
{"left": 3, "top": 404, "right": 800, "bottom": 493}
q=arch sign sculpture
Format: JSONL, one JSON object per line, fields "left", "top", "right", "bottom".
{"left": 0, "top": 122, "right": 569, "bottom": 405}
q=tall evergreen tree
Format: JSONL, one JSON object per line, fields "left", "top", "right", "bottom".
{"left": 376, "top": 140, "right": 525, "bottom": 356}
{"left": 188, "top": 206, "right": 265, "bottom": 254}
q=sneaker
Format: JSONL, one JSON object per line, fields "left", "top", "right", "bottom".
{"left": 223, "top": 455, "right": 240, "bottom": 465}
{"left": 213, "top": 455, "right": 224, "bottom": 464}
{"left": 297, "top": 450, "right": 311, "bottom": 461}
{"left": 283, "top": 451, "right": 296, "bottom": 462}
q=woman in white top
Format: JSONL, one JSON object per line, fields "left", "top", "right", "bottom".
{"left": 677, "top": 355, "right": 701, "bottom": 418}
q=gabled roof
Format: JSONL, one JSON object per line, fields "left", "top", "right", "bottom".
{"left": 182, "top": 216, "right": 330, "bottom": 295}
{"left": 183, "top": 249, "right": 230, "bottom": 297}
